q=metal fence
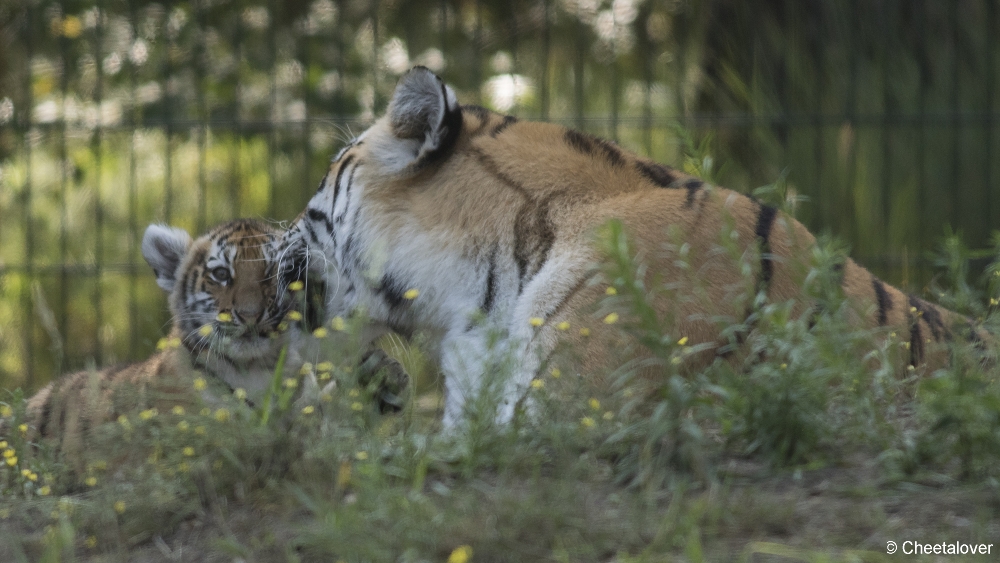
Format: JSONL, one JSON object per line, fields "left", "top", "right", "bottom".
{"left": 2, "top": 0, "right": 999, "bottom": 390}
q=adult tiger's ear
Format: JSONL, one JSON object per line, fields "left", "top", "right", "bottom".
{"left": 374, "top": 66, "right": 462, "bottom": 173}
{"left": 142, "top": 224, "right": 193, "bottom": 292}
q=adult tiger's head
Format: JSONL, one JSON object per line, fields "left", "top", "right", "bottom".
{"left": 143, "top": 219, "right": 313, "bottom": 391}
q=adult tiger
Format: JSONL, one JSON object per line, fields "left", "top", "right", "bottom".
{"left": 282, "top": 66, "right": 988, "bottom": 428}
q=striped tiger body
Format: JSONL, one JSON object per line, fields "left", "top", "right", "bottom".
{"left": 282, "top": 67, "right": 988, "bottom": 428}
{"left": 23, "top": 219, "right": 304, "bottom": 449}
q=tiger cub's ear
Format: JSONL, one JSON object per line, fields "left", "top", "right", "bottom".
{"left": 142, "top": 224, "right": 193, "bottom": 292}
{"left": 375, "top": 66, "right": 462, "bottom": 173}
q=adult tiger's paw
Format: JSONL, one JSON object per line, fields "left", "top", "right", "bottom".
{"left": 359, "top": 349, "right": 411, "bottom": 413}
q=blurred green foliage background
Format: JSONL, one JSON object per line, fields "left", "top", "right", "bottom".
{"left": 1, "top": 0, "right": 999, "bottom": 390}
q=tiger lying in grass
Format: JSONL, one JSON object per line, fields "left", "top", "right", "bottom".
{"left": 14, "top": 219, "right": 302, "bottom": 451}
{"left": 280, "top": 66, "right": 993, "bottom": 429}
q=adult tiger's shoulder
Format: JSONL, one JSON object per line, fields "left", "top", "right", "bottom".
{"left": 283, "top": 67, "right": 992, "bottom": 429}
{"left": 22, "top": 218, "right": 310, "bottom": 449}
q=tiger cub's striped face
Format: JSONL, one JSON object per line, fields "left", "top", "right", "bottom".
{"left": 143, "top": 219, "right": 295, "bottom": 366}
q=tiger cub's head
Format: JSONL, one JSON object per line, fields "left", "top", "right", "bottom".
{"left": 142, "top": 219, "right": 311, "bottom": 380}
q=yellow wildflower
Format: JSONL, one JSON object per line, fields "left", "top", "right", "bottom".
{"left": 671, "top": 356, "right": 681, "bottom": 365}
{"left": 6, "top": 456, "right": 17, "bottom": 466}
{"left": 780, "top": 363, "right": 788, "bottom": 370}
{"left": 216, "top": 312, "right": 233, "bottom": 323}
{"left": 319, "top": 372, "right": 332, "bottom": 381}
{"left": 85, "top": 476, "right": 97, "bottom": 487}
{"left": 214, "top": 409, "right": 230, "bottom": 422}
{"left": 605, "top": 286, "right": 617, "bottom": 295}
{"left": 351, "top": 402, "right": 363, "bottom": 411}
{"left": 580, "top": 417, "right": 595, "bottom": 428}
{"left": 84, "top": 536, "right": 97, "bottom": 549}
{"left": 300, "top": 362, "right": 314, "bottom": 375}
{"left": 28, "top": 472, "right": 37, "bottom": 481}
{"left": 603, "top": 411, "right": 614, "bottom": 420}
{"left": 168, "top": 337, "right": 181, "bottom": 348}
{"left": 550, "top": 367, "right": 561, "bottom": 378}
{"left": 156, "top": 337, "right": 169, "bottom": 350}
{"left": 448, "top": 545, "right": 473, "bottom": 563}
{"left": 320, "top": 393, "right": 333, "bottom": 403}
{"left": 182, "top": 446, "right": 195, "bottom": 457}
{"left": 139, "top": 408, "right": 157, "bottom": 420}
{"left": 579, "top": 327, "right": 591, "bottom": 337}
{"left": 193, "top": 377, "right": 207, "bottom": 391}
{"left": 177, "top": 421, "right": 189, "bottom": 432}
{"left": 288, "top": 280, "right": 305, "bottom": 291}
{"left": 194, "top": 425, "right": 206, "bottom": 435}
{"left": 302, "top": 406, "right": 315, "bottom": 415}
{"left": 113, "top": 501, "right": 126, "bottom": 514}
{"left": 171, "top": 406, "right": 185, "bottom": 416}
{"left": 38, "top": 485, "right": 51, "bottom": 496}
{"left": 18, "top": 424, "right": 27, "bottom": 434}
{"left": 198, "top": 324, "right": 213, "bottom": 337}
{"left": 331, "top": 316, "right": 346, "bottom": 331}
{"left": 316, "top": 361, "right": 334, "bottom": 372}
{"left": 0, "top": 441, "right": 5, "bottom": 449}
{"left": 529, "top": 317, "right": 544, "bottom": 327}
{"left": 286, "top": 311, "right": 303, "bottom": 321}
{"left": 2, "top": 449, "right": 13, "bottom": 458}
{"left": 991, "top": 298, "right": 999, "bottom": 306}
{"left": 588, "top": 398, "right": 600, "bottom": 411}
{"left": 403, "top": 288, "right": 419, "bottom": 300}
{"left": 278, "top": 322, "right": 289, "bottom": 331}
{"left": 677, "top": 336, "right": 688, "bottom": 346}
{"left": 283, "top": 378, "right": 298, "bottom": 389}
{"left": 530, "top": 379, "right": 544, "bottom": 390}
{"left": 0, "top": 405, "right": 12, "bottom": 418}
{"left": 556, "top": 321, "right": 570, "bottom": 331}
{"left": 603, "top": 312, "right": 619, "bottom": 324}
{"left": 20, "top": 469, "right": 30, "bottom": 478}
{"left": 313, "top": 327, "right": 329, "bottom": 338}
{"left": 355, "top": 451, "right": 369, "bottom": 461}
{"left": 234, "top": 388, "right": 247, "bottom": 401}
{"left": 349, "top": 388, "right": 360, "bottom": 397}
{"left": 337, "top": 461, "right": 352, "bottom": 488}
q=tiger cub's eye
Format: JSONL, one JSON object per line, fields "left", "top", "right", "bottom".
{"left": 210, "top": 267, "right": 231, "bottom": 284}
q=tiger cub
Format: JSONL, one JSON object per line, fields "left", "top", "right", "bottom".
{"left": 281, "top": 67, "right": 993, "bottom": 428}
{"left": 20, "top": 219, "right": 306, "bottom": 447}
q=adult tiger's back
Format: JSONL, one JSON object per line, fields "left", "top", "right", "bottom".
{"left": 284, "top": 67, "right": 988, "bottom": 428}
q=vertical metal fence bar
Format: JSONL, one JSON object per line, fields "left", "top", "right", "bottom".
{"left": 93, "top": 0, "right": 106, "bottom": 366}
{"left": 58, "top": 14, "right": 70, "bottom": 372}
{"left": 300, "top": 1, "right": 311, "bottom": 212}
{"left": 641, "top": 6, "right": 652, "bottom": 155}
{"left": 164, "top": 8, "right": 175, "bottom": 227}
{"left": 539, "top": 0, "right": 549, "bottom": 121}
{"left": 21, "top": 2, "right": 36, "bottom": 387}
{"left": 987, "top": 0, "right": 996, "bottom": 226}
{"left": 917, "top": 0, "right": 928, "bottom": 270}
{"left": 844, "top": 0, "right": 858, "bottom": 241}
{"left": 267, "top": 0, "right": 278, "bottom": 219}
{"left": 231, "top": 0, "right": 243, "bottom": 218}
{"left": 811, "top": 6, "right": 825, "bottom": 238}
{"left": 371, "top": 0, "right": 382, "bottom": 112}
{"left": 880, "top": 2, "right": 894, "bottom": 246}
{"left": 128, "top": 0, "right": 140, "bottom": 359}
{"left": 950, "top": 0, "right": 960, "bottom": 230}
{"left": 196, "top": 0, "right": 207, "bottom": 233}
